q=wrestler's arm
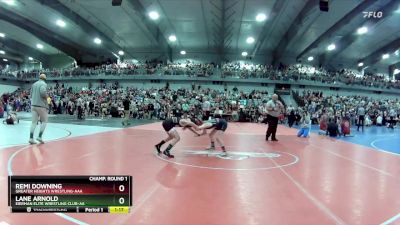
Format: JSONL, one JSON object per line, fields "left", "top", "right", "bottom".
{"left": 187, "top": 127, "right": 201, "bottom": 136}
{"left": 198, "top": 122, "right": 213, "bottom": 129}
{"left": 197, "top": 122, "right": 214, "bottom": 135}
{"left": 181, "top": 121, "right": 201, "bottom": 135}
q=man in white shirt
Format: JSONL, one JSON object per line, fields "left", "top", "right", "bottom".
{"left": 29, "top": 74, "right": 48, "bottom": 144}
{"left": 287, "top": 104, "right": 294, "bottom": 114}
{"left": 388, "top": 108, "right": 396, "bottom": 129}
{"left": 376, "top": 114, "right": 383, "bottom": 126}
{"left": 76, "top": 96, "right": 83, "bottom": 120}
{"left": 202, "top": 98, "right": 211, "bottom": 120}
{"left": 265, "top": 94, "right": 284, "bottom": 141}
{"left": 357, "top": 104, "right": 366, "bottom": 132}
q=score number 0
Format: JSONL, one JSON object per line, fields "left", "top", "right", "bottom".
{"left": 118, "top": 184, "right": 125, "bottom": 205}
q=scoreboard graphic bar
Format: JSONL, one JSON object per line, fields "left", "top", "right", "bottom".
{"left": 8, "top": 176, "right": 132, "bottom": 213}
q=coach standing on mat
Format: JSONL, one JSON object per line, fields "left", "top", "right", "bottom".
{"left": 265, "top": 94, "right": 283, "bottom": 141}
{"left": 29, "top": 74, "right": 48, "bottom": 144}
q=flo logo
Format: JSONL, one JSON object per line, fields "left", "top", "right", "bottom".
{"left": 363, "top": 11, "right": 383, "bottom": 18}
{"left": 182, "top": 150, "right": 281, "bottom": 161}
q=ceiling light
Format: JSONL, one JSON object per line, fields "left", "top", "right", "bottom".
{"left": 94, "top": 38, "right": 102, "bottom": 44}
{"left": 241, "top": 51, "right": 248, "bottom": 57}
{"left": 2, "top": 0, "right": 15, "bottom": 6}
{"left": 255, "top": 13, "right": 267, "bottom": 22}
{"left": 180, "top": 50, "right": 186, "bottom": 55}
{"left": 148, "top": 11, "right": 160, "bottom": 20}
{"left": 327, "top": 44, "right": 336, "bottom": 51}
{"left": 246, "top": 37, "right": 255, "bottom": 44}
{"left": 307, "top": 56, "right": 314, "bottom": 61}
{"left": 358, "top": 62, "right": 364, "bottom": 67}
{"left": 28, "top": 57, "right": 33, "bottom": 61}
{"left": 56, "top": 19, "right": 66, "bottom": 27}
{"left": 0, "top": 33, "right": 5, "bottom": 38}
{"left": 3, "top": 59, "right": 8, "bottom": 62}
{"left": 395, "top": 49, "right": 399, "bottom": 56}
{"left": 382, "top": 53, "right": 389, "bottom": 59}
{"left": 36, "top": 44, "right": 44, "bottom": 49}
{"left": 357, "top": 26, "right": 368, "bottom": 35}
{"left": 118, "top": 50, "right": 124, "bottom": 56}
{"left": 395, "top": 6, "right": 400, "bottom": 14}
{"left": 0, "top": 50, "right": 5, "bottom": 55}
{"left": 168, "top": 35, "right": 177, "bottom": 42}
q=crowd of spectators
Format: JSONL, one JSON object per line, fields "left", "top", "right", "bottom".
{"left": 292, "top": 90, "right": 400, "bottom": 129}
{"left": 162, "top": 62, "right": 215, "bottom": 77}
{"left": 2, "top": 61, "right": 399, "bottom": 89}
{"left": 1, "top": 83, "right": 272, "bottom": 123}
{"left": 0, "top": 65, "right": 17, "bottom": 78}
{"left": 16, "top": 61, "right": 162, "bottom": 79}
{"left": 0, "top": 89, "right": 30, "bottom": 118}
{"left": 221, "top": 63, "right": 275, "bottom": 79}
{"left": 2, "top": 82, "right": 399, "bottom": 136}
{"left": 221, "top": 63, "right": 400, "bottom": 89}
{"left": 11, "top": 61, "right": 216, "bottom": 79}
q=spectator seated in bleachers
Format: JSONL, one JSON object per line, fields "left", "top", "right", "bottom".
{"left": 292, "top": 89, "right": 400, "bottom": 131}
{"left": 7, "top": 60, "right": 400, "bottom": 90}
{"left": 2, "top": 74, "right": 399, "bottom": 133}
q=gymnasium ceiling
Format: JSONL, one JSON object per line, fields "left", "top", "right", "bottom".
{"left": 0, "top": 0, "right": 399, "bottom": 72}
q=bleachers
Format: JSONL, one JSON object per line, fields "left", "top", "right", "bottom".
{"left": 2, "top": 62, "right": 399, "bottom": 91}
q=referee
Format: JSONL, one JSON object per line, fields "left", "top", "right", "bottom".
{"left": 265, "top": 94, "right": 283, "bottom": 141}
{"left": 357, "top": 103, "right": 365, "bottom": 132}
{"left": 122, "top": 96, "right": 131, "bottom": 126}
{"left": 29, "top": 74, "right": 48, "bottom": 144}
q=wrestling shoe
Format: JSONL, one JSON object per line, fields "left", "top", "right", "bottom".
{"left": 163, "top": 150, "right": 175, "bottom": 158}
{"left": 36, "top": 137, "right": 44, "bottom": 144}
{"left": 155, "top": 144, "right": 162, "bottom": 154}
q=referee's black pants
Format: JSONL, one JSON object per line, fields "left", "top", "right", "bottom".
{"left": 389, "top": 116, "right": 395, "bottom": 129}
{"left": 202, "top": 111, "right": 210, "bottom": 120}
{"left": 357, "top": 115, "right": 364, "bottom": 131}
{"left": 266, "top": 114, "right": 279, "bottom": 140}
